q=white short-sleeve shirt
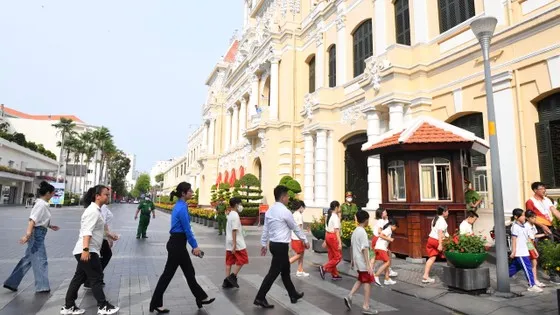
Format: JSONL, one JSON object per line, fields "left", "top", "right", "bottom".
{"left": 72, "top": 203, "right": 105, "bottom": 255}
{"left": 226, "top": 211, "right": 246, "bottom": 250}
{"left": 459, "top": 220, "right": 473, "bottom": 235}
{"left": 29, "top": 199, "right": 51, "bottom": 228}
{"left": 375, "top": 226, "right": 392, "bottom": 251}
{"left": 373, "top": 219, "right": 388, "bottom": 237}
{"left": 511, "top": 222, "right": 529, "bottom": 257}
{"left": 429, "top": 216, "right": 449, "bottom": 239}
{"left": 291, "top": 211, "right": 304, "bottom": 240}
{"left": 326, "top": 213, "right": 341, "bottom": 233}
{"left": 351, "top": 226, "right": 369, "bottom": 272}
{"left": 524, "top": 222, "right": 537, "bottom": 240}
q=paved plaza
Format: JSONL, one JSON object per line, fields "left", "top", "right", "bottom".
{"left": 0, "top": 204, "right": 460, "bottom": 315}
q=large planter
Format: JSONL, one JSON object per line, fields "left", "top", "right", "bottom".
{"left": 214, "top": 221, "right": 219, "bottom": 229}
{"left": 442, "top": 265, "right": 490, "bottom": 291}
{"left": 240, "top": 217, "right": 257, "bottom": 226}
{"left": 203, "top": 218, "right": 208, "bottom": 226}
{"left": 311, "top": 229, "right": 325, "bottom": 241}
{"left": 342, "top": 246, "right": 352, "bottom": 262}
{"left": 549, "top": 270, "right": 560, "bottom": 284}
{"left": 195, "top": 217, "right": 200, "bottom": 224}
{"left": 208, "top": 220, "right": 215, "bottom": 228}
{"left": 312, "top": 239, "right": 327, "bottom": 253}
{"left": 445, "top": 251, "right": 488, "bottom": 269}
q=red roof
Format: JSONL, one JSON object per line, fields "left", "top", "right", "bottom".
{"left": 223, "top": 40, "right": 239, "bottom": 63}
{"left": 363, "top": 116, "right": 489, "bottom": 152}
{"left": 3, "top": 106, "right": 84, "bottom": 123}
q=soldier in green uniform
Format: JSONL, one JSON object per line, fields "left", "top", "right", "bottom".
{"left": 216, "top": 198, "right": 227, "bottom": 235}
{"left": 464, "top": 179, "right": 482, "bottom": 212}
{"left": 135, "top": 194, "right": 155, "bottom": 239}
{"left": 341, "top": 191, "right": 359, "bottom": 221}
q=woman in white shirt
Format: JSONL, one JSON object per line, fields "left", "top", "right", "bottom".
{"left": 4, "top": 181, "right": 59, "bottom": 293}
{"left": 422, "top": 206, "right": 449, "bottom": 284}
{"left": 289, "top": 200, "right": 308, "bottom": 277}
{"left": 319, "top": 201, "right": 343, "bottom": 281}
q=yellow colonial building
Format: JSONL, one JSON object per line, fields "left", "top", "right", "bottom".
{"left": 170, "top": 0, "right": 560, "bottom": 229}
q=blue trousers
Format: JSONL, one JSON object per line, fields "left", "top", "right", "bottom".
{"left": 4, "top": 227, "right": 50, "bottom": 292}
{"left": 509, "top": 256, "right": 535, "bottom": 287}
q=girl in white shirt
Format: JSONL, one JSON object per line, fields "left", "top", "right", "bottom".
{"left": 4, "top": 181, "right": 59, "bottom": 293}
{"left": 289, "top": 200, "right": 308, "bottom": 277}
{"left": 373, "top": 219, "right": 398, "bottom": 286}
{"left": 422, "top": 206, "right": 449, "bottom": 284}
{"left": 524, "top": 210, "right": 546, "bottom": 288}
{"left": 371, "top": 208, "right": 398, "bottom": 278}
{"left": 319, "top": 201, "right": 343, "bottom": 281}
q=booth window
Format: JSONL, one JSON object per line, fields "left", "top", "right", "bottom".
{"left": 419, "top": 157, "right": 452, "bottom": 201}
{"left": 388, "top": 160, "right": 406, "bottom": 201}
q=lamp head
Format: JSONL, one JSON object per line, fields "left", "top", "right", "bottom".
{"left": 470, "top": 16, "right": 498, "bottom": 40}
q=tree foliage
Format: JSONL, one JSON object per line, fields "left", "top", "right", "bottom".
{"left": 134, "top": 173, "right": 151, "bottom": 194}
{"left": 155, "top": 173, "right": 164, "bottom": 183}
{"left": 278, "top": 175, "right": 302, "bottom": 209}
{"left": 237, "top": 173, "right": 262, "bottom": 217}
{"left": 108, "top": 150, "right": 131, "bottom": 198}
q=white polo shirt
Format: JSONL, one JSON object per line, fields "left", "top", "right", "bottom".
{"left": 29, "top": 199, "right": 51, "bottom": 228}
{"left": 429, "top": 216, "right": 449, "bottom": 240}
{"left": 72, "top": 203, "right": 105, "bottom": 255}
{"left": 226, "top": 211, "right": 246, "bottom": 250}
{"left": 373, "top": 218, "right": 388, "bottom": 237}
{"left": 375, "top": 226, "right": 392, "bottom": 251}
{"left": 291, "top": 211, "right": 304, "bottom": 240}
{"left": 511, "top": 222, "right": 529, "bottom": 257}
{"left": 351, "top": 226, "right": 369, "bottom": 272}
{"left": 326, "top": 213, "right": 341, "bottom": 233}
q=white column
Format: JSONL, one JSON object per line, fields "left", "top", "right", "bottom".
{"left": 483, "top": 0, "right": 505, "bottom": 25}
{"left": 270, "top": 58, "right": 279, "bottom": 120}
{"left": 239, "top": 98, "right": 247, "bottom": 143}
{"left": 327, "top": 130, "right": 334, "bottom": 201}
{"left": 492, "top": 72, "right": 521, "bottom": 213}
{"left": 315, "top": 32, "right": 324, "bottom": 89}
{"left": 209, "top": 119, "right": 215, "bottom": 155}
{"left": 365, "top": 110, "right": 382, "bottom": 209}
{"left": 232, "top": 104, "right": 239, "bottom": 146}
{"left": 203, "top": 123, "right": 209, "bottom": 150}
{"left": 303, "top": 132, "right": 315, "bottom": 205}
{"left": 336, "top": 13, "right": 347, "bottom": 85}
{"left": 225, "top": 110, "right": 232, "bottom": 151}
{"left": 374, "top": 0, "right": 387, "bottom": 56}
{"left": 388, "top": 102, "right": 404, "bottom": 130}
{"left": 314, "top": 130, "right": 328, "bottom": 206}
{"left": 251, "top": 74, "right": 259, "bottom": 115}
{"left": 412, "top": 0, "right": 429, "bottom": 44}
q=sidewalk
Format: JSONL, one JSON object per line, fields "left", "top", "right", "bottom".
{"left": 305, "top": 247, "right": 559, "bottom": 315}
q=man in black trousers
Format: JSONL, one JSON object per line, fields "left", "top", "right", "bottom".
{"left": 254, "top": 185, "right": 310, "bottom": 308}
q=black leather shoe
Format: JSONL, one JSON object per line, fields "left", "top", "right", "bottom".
{"left": 196, "top": 297, "right": 215, "bottom": 308}
{"left": 253, "top": 298, "right": 274, "bottom": 308}
{"left": 3, "top": 285, "right": 17, "bottom": 292}
{"left": 222, "top": 278, "right": 233, "bottom": 288}
{"left": 290, "top": 292, "right": 304, "bottom": 304}
{"left": 149, "top": 306, "right": 170, "bottom": 313}
{"left": 226, "top": 274, "right": 239, "bottom": 288}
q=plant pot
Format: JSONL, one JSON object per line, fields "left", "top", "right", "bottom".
{"left": 194, "top": 217, "right": 199, "bottom": 223}
{"left": 312, "top": 239, "right": 327, "bottom": 253}
{"left": 240, "top": 217, "right": 257, "bottom": 226}
{"left": 203, "top": 218, "right": 208, "bottom": 226}
{"left": 342, "top": 246, "right": 352, "bottom": 262}
{"left": 208, "top": 220, "right": 215, "bottom": 228}
{"left": 549, "top": 271, "right": 560, "bottom": 284}
{"left": 214, "top": 221, "right": 219, "bottom": 229}
{"left": 311, "top": 229, "right": 325, "bottom": 240}
{"left": 444, "top": 251, "right": 488, "bottom": 269}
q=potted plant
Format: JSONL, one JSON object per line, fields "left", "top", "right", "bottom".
{"left": 210, "top": 185, "right": 218, "bottom": 207}
{"left": 310, "top": 215, "right": 327, "bottom": 253}
{"left": 443, "top": 233, "right": 488, "bottom": 269}
{"left": 537, "top": 239, "right": 560, "bottom": 283}
{"left": 340, "top": 221, "right": 373, "bottom": 262}
{"left": 207, "top": 209, "right": 216, "bottom": 228}
{"left": 237, "top": 173, "right": 262, "bottom": 226}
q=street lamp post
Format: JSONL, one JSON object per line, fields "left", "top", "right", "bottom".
{"left": 471, "top": 16, "right": 511, "bottom": 295}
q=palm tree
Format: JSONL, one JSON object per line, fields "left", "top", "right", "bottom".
{"left": 59, "top": 134, "right": 77, "bottom": 193}
{"left": 102, "top": 140, "right": 117, "bottom": 185}
{"left": 79, "top": 131, "right": 94, "bottom": 195}
{"left": 72, "top": 139, "right": 85, "bottom": 194}
{"left": 92, "top": 127, "right": 112, "bottom": 185}
{"left": 52, "top": 118, "right": 76, "bottom": 182}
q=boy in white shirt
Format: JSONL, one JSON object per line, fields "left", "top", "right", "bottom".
{"left": 509, "top": 208, "right": 543, "bottom": 293}
{"left": 223, "top": 197, "right": 248, "bottom": 289}
{"left": 372, "top": 219, "right": 398, "bottom": 286}
{"left": 459, "top": 211, "right": 478, "bottom": 235}
{"left": 289, "top": 201, "right": 308, "bottom": 277}
{"left": 344, "top": 210, "right": 378, "bottom": 315}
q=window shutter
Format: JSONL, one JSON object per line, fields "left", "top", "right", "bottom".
{"left": 535, "top": 122, "right": 555, "bottom": 187}
{"left": 328, "top": 46, "right": 336, "bottom": 87}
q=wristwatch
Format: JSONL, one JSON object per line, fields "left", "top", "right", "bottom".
{"left": 83, "top": 247, "right": 89, "bottom": 252}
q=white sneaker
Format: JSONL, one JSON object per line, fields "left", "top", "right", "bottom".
{"left": 296, "top": 271, "right": 310, "bottom": 277}
{"left": 527, "top": 286, "right": 544, "bottom": 293}
{"left": 362, "top": 307, "right": 379, "bottom": 314}
{"left": 384, "top": 279, "right": 396, "bottom": 285}
{"left": 535, "top": 281, "right": 546, "bottom": 288}
{"left": 422, "top": 278, "right": 435, "bottom": 284}
{"left": 389, "top": 269, "right": 398, "bottom": 277}
{"left": 60, "top": 305, "right": 86, "bottom": 315}
{"left": 97, "top": 302, "right": 120, "bottom": 315}
{"left": 374, "top": 276, "right": 382, "bottom": 286}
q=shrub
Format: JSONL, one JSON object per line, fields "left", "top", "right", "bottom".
{"left": 537, "top": 239, "right": 560, "bottom": 272}
{"left": 277, "top": 175, "right": 302, "bottom": 210}
{"left": 340, "top": 220, "right": 373, "bottom": 248}
{"left": 237, "top": 173, "right": 262, "bottom": 217}
{"left": 210, "top": 184, "right": 217, "bottom": 203}
{"left": 310, "top": 215, "right": 326, "bottom": 240}
{"left": 443, "top": 232, "right": 487, "bottom": 254}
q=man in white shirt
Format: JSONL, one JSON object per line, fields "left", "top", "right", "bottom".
{"left": 223, "top": 197, "right": 248, "bottom": 289}
{"left": 254, "top": 185, "right": 309, "bottom": 309}
{"left": 459, "top": 211, "right": 479, "bottom": 235}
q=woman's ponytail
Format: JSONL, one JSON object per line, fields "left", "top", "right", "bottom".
{"left": 169, "top": 191, "right": 176, "bottom": 201}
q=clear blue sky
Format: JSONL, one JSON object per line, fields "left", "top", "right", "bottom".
{"left": 0, "top": 1, "right": 242, "bottom": 172}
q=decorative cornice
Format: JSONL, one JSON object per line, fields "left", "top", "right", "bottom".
{"left": 363, "top": 56, "right": 392, "bottom": 91}
{"left": 302, "top": 92, "right": 319, "bottom": 120}
{"left": 336, "top": 14, "right": 346, "bottom": 31}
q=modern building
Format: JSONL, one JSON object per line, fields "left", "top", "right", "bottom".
{"left": 178, "top": 1, "right": 559, "bottom": 231}
{"left": 125, "top": 153, "right": 138, "bottom": 191}
{"left": 150, "top": 159, "right": 174, "bottom": 185}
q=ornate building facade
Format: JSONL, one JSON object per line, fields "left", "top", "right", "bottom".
{"left": 178, "top": 0, "right": 560, "bottom": 225}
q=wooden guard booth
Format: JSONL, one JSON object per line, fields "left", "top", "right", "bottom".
{"left": 362, "top": 116, "right": 489, "bottom": 258}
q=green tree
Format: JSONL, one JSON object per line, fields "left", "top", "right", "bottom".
{"left": 92, "top": 126, "right": 112, "bottom": 184}
{"left": 108, "top": 150, "right": 131, "bottom": 198}
{"left": 155, "top": 173, "right": 164, "bottom": 184}
{"left": 134, "top": 173, "right": 151, "bottom": 194}
{"left": 130, "top": 188, "right": 141, "bottom": 199}
{"left": 278, "top": 175, "right": 302, "bottom": 209}
{"left": 238, "top": 173, "right": 262, "bottom": 217}
{"left": 52, "top": 118, "right": 76, "bottom": 181}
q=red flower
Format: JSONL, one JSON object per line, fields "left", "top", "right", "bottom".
{"left": 453, "top": 235, "right": 459, "bottom": 244}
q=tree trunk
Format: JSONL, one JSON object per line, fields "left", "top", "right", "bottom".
{"left": 98, "top": 153, "right": 105, "bottom": 184}
{"left": 93, "top": 150, "right": 99, "bottom": 185}
{"left": 57, "top": 135, "right": 65, "bottom": 182}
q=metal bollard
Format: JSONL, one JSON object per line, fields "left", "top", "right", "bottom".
{"left": 557, "top": 288, "right": 559, "bottom": 315}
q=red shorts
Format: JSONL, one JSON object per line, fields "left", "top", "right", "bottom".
{"left": 371, "top": 236, "right": 379, "bottom": 248}
{"left": 426, "top": 237, "right": 444, "bottom": 258}
{"left": 225, "top": 249, "right": 249, "bottom": 266}
{"left": 357, "top": 271, "right": 375, "bottom": 284}
{"left": 375, "top": 249, "right": 390, "bottom": 262}
{"left": 291, "top": 240, "right": 305, "bottom": 254}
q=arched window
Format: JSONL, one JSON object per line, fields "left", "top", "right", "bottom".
{"left": 419, "top": 158, "right": 452, "bottom": 201}
{"left": 328, "top": 45, "right": 336, "bottom": 87}
{"left": 308, "top": 56, "right": 316, "bottom": 93}
{"left": 352, "top": 19, "right": 373, "bottom": 77}
{"left": 388, "top": 160, "right": 406, "bottom": 201}
{"left": 438, "top": 0, "right": 475, "bottom": 33}
{"left": 394, "top": 0, "right": 411, "bottom": 45}
{"left": 536, "top": 92, "right": 560, "bottom": 187}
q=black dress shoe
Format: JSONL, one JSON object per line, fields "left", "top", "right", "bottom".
{"left": 196, "top": 297, "right": 215, "bottom": 308}
{"left": 290, "top": 292, "right": 304, "bottom": 304}
{"left": 149, "top": 306, "right": 170, "bottom": 313}
{"left": 253, "top": 298, "right": 274, "bottom": 308}
{"left": 3, "top": 285, "right": 17, "bottom": 292}
{"left": 222, "top": 278, "right": 233, "bottom": 288}
{"left": 226, "top": 273, "right": 239, "bottom": 288}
